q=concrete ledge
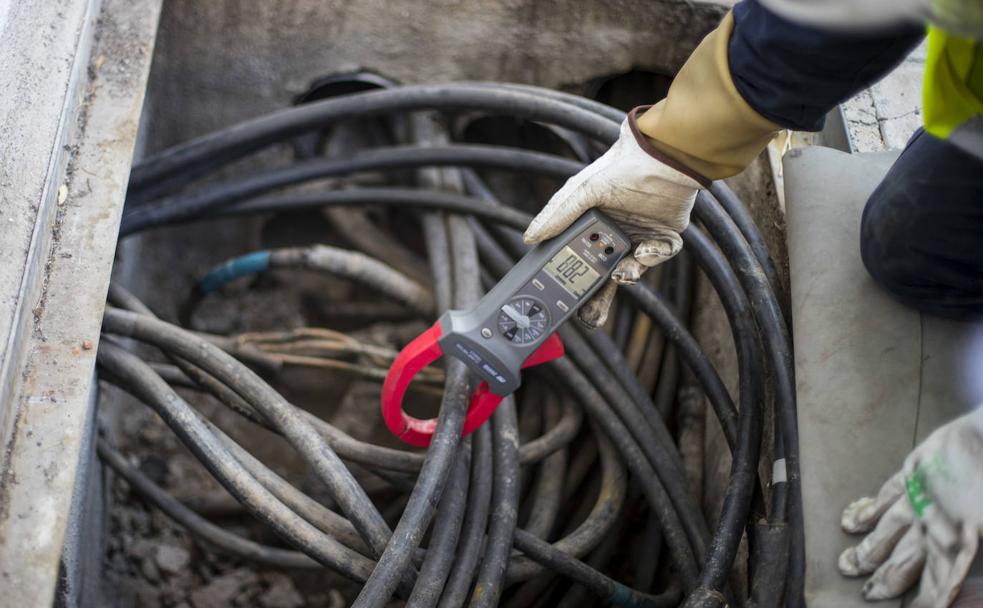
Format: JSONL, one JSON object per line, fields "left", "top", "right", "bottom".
{"left": 0, "top": 0, "right": 162, "bottom": 604}
{"left": 786, "top": 146, "right": 911, "bottom": 607}
{"left": 785, "top": 146, "right": 982, "bottom": 607}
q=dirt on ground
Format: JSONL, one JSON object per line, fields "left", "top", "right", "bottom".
{"left": 100, "top": 209, "right": 431, "bottom": 606}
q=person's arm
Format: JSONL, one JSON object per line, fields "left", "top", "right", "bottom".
{"left": 525, "top": 0, "right": 923, "bottom": 327}
{"left": 640, "top": 0, "right": 924, "bottom": 180}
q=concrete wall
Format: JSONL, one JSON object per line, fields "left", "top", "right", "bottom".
{"left": 143, "top": 0, "right": 728, "bottom": 151}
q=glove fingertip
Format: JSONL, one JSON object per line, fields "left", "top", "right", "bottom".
{"left": 611, "top": 257, "right": 647, "bottom": 285}
{"left": 577, "top": 280, "right": 618, "bottom": 329}
{"left": 635, "top": 237, "right": 682, "bottom": 267}
{"left": 577, "top": 305, "right": 607, "bottom": 329}
{"left": 862, "top": 578, "right": 892, "bottom": 601}
{"left": 838, "top": 547, "right": 862, "bottom": 577}
{"left": 523, "top": 215, "right": 567, "bottom": 245}
{"left": 842, "top": 496, "right": 877, "bottom": 533}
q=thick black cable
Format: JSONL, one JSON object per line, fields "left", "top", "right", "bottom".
{"left": 653, "top": 253, "right": 693, "bottom": 421}
{"left": 96, "top": 343, "right": 377, "bottom": 582}
{"left": 518, "top": 389, "right": 567, "bottom": 540}
{"left": 351, "top": 360, "right": 471, "bottom": 607}
{"left": 126, "top": 85, "right": 618, "bottom": 202}
{"left": 206, "top": 421, "right": 370, "bottom": 554}
{"left": 269, "top": 245, "right": 434, "bottom": 315}
{"left": 97, "top": 439, "right": 323, "bottom": 570}
{"left": 554, "top": 491, "right": 630, "bottom": 608}
{"left": 505, "top": 421, "right": 626, "bottom": 583}
{"left": 438, "top": 425, "right": 493, "bottom": 608}
{"left": 122, "top": 144, "right": 581, "bottom": 234}
{"left": 353, "top": 199, "right": 486, "bottom": 607}
{"left": 510, "top": 529, "right": 681, "bottom": 608}
{"left": 549, "top": 357, "right": 700, "bottom": 590}
{"left": 408, "top": 445, "right": 472, "bottom": 606}
{"left": 452, "top": 208, "right": 522, "bottom": 608}
{"left": 101, "top": 308, "right": 395, "bottom": 558}
{"left": 623, "top": 283, "right": 739, "bottom": 446}
{"left": 469, "top": 396, "right": 520, "bottom": 608}
{"left": 561, "top": 326, "right": 711, "bottom": 561}
{"left": 708, "top": 181, "right": 786, "bottom": 322}
{"left": 681, "top": 226, "right": 765, "bottom": 600}
{"left": 693, "top": 191, "right": 802, "bottom": 607}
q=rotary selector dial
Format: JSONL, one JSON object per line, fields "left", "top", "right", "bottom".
{"left": 497, "top": 296, "right": 549, "bottom": 345}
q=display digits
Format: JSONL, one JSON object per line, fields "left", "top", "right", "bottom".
{"left": 545, "top": 246, "right": 600, "bottom": 298}
{"left": 557, "top": 254, "right": 588, "bottom": 280}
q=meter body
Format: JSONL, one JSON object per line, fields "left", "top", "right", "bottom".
{"left": 438, "top": 209, "right": 631, "bottom": 396}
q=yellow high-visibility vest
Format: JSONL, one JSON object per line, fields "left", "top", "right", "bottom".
{"left": 923, "top": 26, "right": 983, "bottom": 158}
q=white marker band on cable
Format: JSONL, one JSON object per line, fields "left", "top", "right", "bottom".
{"left": 772, "top": 458, "right": 787, "bottom": 484}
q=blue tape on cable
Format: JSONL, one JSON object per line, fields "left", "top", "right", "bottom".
{"left": 609, "top": 582, "right": 634, "bottom": 607}
{"left": 197, "top": 251, "right": 271, "bottom": 294}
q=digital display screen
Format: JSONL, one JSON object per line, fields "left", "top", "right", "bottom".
{"left": 544, "top": 246, "right": 600, "bottom": 298}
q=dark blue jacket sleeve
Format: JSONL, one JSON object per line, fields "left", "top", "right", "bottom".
{"left": 729, "top": 0, "right": 924, "bottom": 131}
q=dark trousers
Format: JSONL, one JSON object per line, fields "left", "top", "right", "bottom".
{"left": 726, "top": 1, "right": 980, "bottom": 319}
{"left": 860, "top": 128, "right": 983, "bottom": 320}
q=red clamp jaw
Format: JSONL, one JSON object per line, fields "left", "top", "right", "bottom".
{"left": 380, "top": 322, "right": 564, "bottom": 447}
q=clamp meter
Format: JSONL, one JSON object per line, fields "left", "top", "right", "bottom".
{"left": 381, "top": 209, "right": 631, "bottom": 446}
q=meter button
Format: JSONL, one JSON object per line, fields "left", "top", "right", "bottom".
{"left": 556, "top": 300, "right": 569, "bottom": 312}
{"left": 480, "top": 328, "right": 493, "bottom": 339}
{"left": 531, "top": 278, "right": 545, "bottom": 291}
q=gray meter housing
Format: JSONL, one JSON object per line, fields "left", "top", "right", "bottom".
{"left": 438, "top": 209, "right": 631, "bottom": 396}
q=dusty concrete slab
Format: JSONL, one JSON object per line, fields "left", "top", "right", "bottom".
{"left": 785, "top": 147, "right": 912, "bottom": 607}
{"left": 142, "top": 0, "right": 728, "bottom": 152}
{"left": 843, "top": 40, "right": 926, "bottom": 153}
{"left": 0, "top": 0, "right": 97, "bottom": 464}
{"left": 785, "top": 145, "right": 982, "bottom": 607}
{"left": 0, "top": 0, "right": 162, "bottom": 604}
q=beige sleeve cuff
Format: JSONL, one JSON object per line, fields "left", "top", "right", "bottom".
{"left": 635, "top": 12, "right": 781, "bottom": 181}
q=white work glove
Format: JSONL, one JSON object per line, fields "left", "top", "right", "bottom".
{"left": 839, "top": 406, "right": 983, "bottom": 607}
{"left": 523, "top": 108, "right": 706, "bottom": 329}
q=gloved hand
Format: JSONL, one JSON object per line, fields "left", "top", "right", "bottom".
{"left": 522, "top": 9, "right": 781, "bottom": 329}
{"left": 523, "top": 108, "right": 707, "bottom": 328}
{"left": 838, "top": 407, "right": 983, "bottom": 607}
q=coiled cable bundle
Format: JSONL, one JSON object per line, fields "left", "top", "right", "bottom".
{"left": 99, "top": 80, "right": 801, "bottom": 608}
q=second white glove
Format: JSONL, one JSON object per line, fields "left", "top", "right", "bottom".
{"left": 839, "top": 407, "right": 983, "bottom": 607}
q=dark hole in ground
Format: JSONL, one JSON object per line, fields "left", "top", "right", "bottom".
{"left": 584, "top": 68, "right": 674, "bottom": 112}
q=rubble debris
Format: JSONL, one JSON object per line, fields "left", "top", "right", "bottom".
{"left": 257, "top": 574, "right": 305, "bottom": 608}
{"left": 155, "top": 544, "right": 191, "bottom": 575}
